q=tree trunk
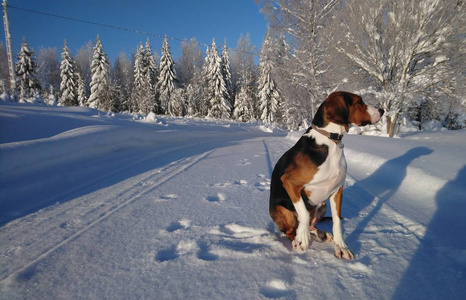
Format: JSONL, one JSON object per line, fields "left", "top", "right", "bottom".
{"left": 388, "top": 112, "right": 400, "bottom": 138}
{"left": 386, "top": 115, "right": 392, "bottom": 136}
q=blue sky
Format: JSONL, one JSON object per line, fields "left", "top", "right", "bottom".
{"left": 4, "top": 0, "right": 267, "bottom": 63}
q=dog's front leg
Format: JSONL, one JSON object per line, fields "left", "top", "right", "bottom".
{"left": 281, "top": 179, "right": 311, "bottom": 251}
{"left": 291, "top": 197, "right": 311, "bottom": 250}
{"left": 329, "top": 187, "right": 354, "bottom": 260}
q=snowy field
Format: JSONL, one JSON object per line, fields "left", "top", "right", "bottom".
{"left": 1, "top": 102, "right": 465, "bottom": 299}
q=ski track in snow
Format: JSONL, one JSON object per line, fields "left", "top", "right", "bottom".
{"left": 1, "top": 149, "right": 214, "bottom": 285}
{"left": 1, "top": 103, "right": 466, "bottom": 299}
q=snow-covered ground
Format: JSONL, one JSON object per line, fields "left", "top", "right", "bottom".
{"left": 1, "top": 102, "right": 465, "bottom": 299}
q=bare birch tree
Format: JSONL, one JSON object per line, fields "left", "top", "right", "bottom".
{"left": 257, "top": 0, "right": 340, "bottom": 120}
{"left": 332, "top": 0, "right": 465, "bottom": 136}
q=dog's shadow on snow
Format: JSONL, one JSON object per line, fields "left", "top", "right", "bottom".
{"left": 344, "top": 146, "right": 433, "bottom": 254}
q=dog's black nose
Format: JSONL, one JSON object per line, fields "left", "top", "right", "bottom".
{"left": 379, "top": 108, "right": 385, "bottom": 116}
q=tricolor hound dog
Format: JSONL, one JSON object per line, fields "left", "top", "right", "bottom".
{"left": 269, "top": 91, "right": 384, "bottom": 259}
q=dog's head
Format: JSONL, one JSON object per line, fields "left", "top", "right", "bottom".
{"left": 313, "top": 92, "right": 384, "bottom": 131}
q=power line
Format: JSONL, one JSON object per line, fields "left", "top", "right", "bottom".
{"left": 7, "top": 4, "right": 259, "bottom": 56}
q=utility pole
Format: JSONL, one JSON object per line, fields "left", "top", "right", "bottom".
{"left": 3, "top": 0, "right": 16, "bottom": 92}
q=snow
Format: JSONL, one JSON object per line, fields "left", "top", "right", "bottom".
{"left": 433, "top": 55, "right": 448, "bottom": 66}
{"left": 1, "top": 101, "right": 466, "bottom": 299}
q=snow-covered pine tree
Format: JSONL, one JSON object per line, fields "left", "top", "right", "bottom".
{"left": 15, "top": 38, "right": 41, "bottom": 101}
{"left": 112, "top": 51, "right": 132, "bottom": 112}
{"left": 269, "top": 33, "right": 292, "bottom": 128}
{"left": 45, "top": 85, "right": 58, "bottom": 106}
{"left": 131, "top": 44, "right": 146, "bottom": 113}
{"left": 87, "top": 36, "right": 112, "bottom": 111}
{"left": 233, "top": 85, "right": 253, "bottom": 122}
{"left": 157, "top": 36, "right": 178, "bottom": 115}
{"left": 169, "top": 88, "right": 186, "bottom": 116}
{"left": 59, "top": 40, "right": 79, "bottom": 106}
{"left": 231, "top": 34, "right": 258, "bottom": 119}
{"left": 185, "top": 83, "right": 200, "bottom": 117}
{"left": 178, "top": 39, "right": 203, "bottom": 117}
{"left": 258, "top": 28, "right": 280, "bottom": 124}
{"left": 258, "top": 0, "right": 339, "bottom": 126}
{"left": 221, "top": 39, "right": 233, "bottom": 106}
{"left": 77, "top": 73, "right": 86, "bottom": 106}
{"left": 145, "top": 39, "right": 159, "bottom": 112}
{"left": 184, "top": 55, "right": 205, "bottom": 117}
{"left": 132, "top": 42, "right": 157, "bottom": 114}
{"left": 199, "top": 46, "right": 212, "bottom": 117}
{"left": 206, "top": 39, "right": 232, "bottom": 119}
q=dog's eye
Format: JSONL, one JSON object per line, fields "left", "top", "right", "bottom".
{"left": 358, "top": 99, "right": 364, "bottom": 105}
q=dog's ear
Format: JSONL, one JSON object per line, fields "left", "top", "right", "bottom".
{"left": 312, "top": 104, "right": 326, "bottom": 127}
{"left": 324, "top": 94, "right": 350, "bottom": 128}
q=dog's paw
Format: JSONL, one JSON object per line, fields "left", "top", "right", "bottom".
{"left": 310, "top": 228, "right": 333, "bottom": 243}
{"left": 292, "top": 227, "right": 311, "bottom": 251}
{"left": 334, "top": 244, "right": 354, "bottom": 260}
{"left": 324, "top": 232, "right": 333, "bottom": 243}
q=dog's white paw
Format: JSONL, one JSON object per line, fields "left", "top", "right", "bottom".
{"left": 292, "top": 227, "right": 311, "bottom": 251}
{"left": 334, "top": 244, "right": 354, "bottom": 260}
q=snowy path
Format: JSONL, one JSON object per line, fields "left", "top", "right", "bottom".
{"left": 1, "top": 103, "right": 465, "bottom": 299}
{"left": 0, "top": 135, "right": 288, "bottom": 299}
{"left": 2, "top": 135, "right": 463, "bottom": 299}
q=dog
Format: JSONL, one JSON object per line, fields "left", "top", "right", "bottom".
{"left": 269, "top": 91, "right": 384, "bottom": 259}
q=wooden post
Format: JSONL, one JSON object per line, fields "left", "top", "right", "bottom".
{"left": 3, "top": 0, "right": 16, "bottom": 92}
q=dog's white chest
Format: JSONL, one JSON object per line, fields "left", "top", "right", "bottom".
{"left": 304, "top": 148, "right": 347, "bottom": 205}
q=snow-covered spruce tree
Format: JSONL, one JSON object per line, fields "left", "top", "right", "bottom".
{"left": 112, "top": 51, "right": 132, "bottom": 112}
{"left": 221, "top": 39, "right": 233, "bottom": 106}
{"left": 87, "top": 36, "right": 112, "bottom": 111}
{"left": 77, "top": 73, "right": 86, "bottom": 106}
{"left": 233, "top": 85, "right": 253, "bottom": 122}
{"left": 131, "top": 44, "right": 146, "bottom": 113}
{"left": 231, "top": 34, "right": 258, "bottom": 121}
{"left": 199, "top": 46, "right": 212, "bottom": 117}
{"left": 270, "top": 34, "right": 292, "bottom": 128}
{"left": 333, "top": 0, "right": 465, "bottom": 137}
{"left": 177, "top": 39, "right": 203, "bottom": 116}
{"left": 145, "top": 39, "right": 159, "bottom": 112}
{"left": 206, "top": 39, "right": 232, "bottom": 119}
{"left": 45, "top": 85, "right": 58, "bottom": 105}
{"left": 59, "top": 41, "right": 79, "bottom": 106}
{"left": 185, "top": 82, "right": 200, "bottom": 117}
{"left": 15, "top": 38, "right": 41, "bottom": 101}
{"left": 169, "top": 88, "right": 186, "bottom": 116}
{"left": 157, "top": 36, "right": 179, "bottom": 115}
{"left": 258, "top": 28, "right": 280, "bottom": 124}
{"left": 185, "top": 56, "right": 205, "bottom": 117}
{"left": 257, "top": 0, "right": 340, "bottom": 119}
{"left": 132, "top": 42, "right": 158, "bottom": 114}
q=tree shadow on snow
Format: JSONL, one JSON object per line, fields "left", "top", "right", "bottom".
{"left": 344, "top": 147, "right": 433, "bottom": 254}
{"left": 392, "top": 165, "right": 466, "bottom": 299}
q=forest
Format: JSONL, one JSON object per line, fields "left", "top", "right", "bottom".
{"left": 1, "top": 0, "right": 465, "bottom": 136}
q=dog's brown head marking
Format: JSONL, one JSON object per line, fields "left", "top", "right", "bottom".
{"left": 312, "top": 91, "right": 384, "bottom": 131}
